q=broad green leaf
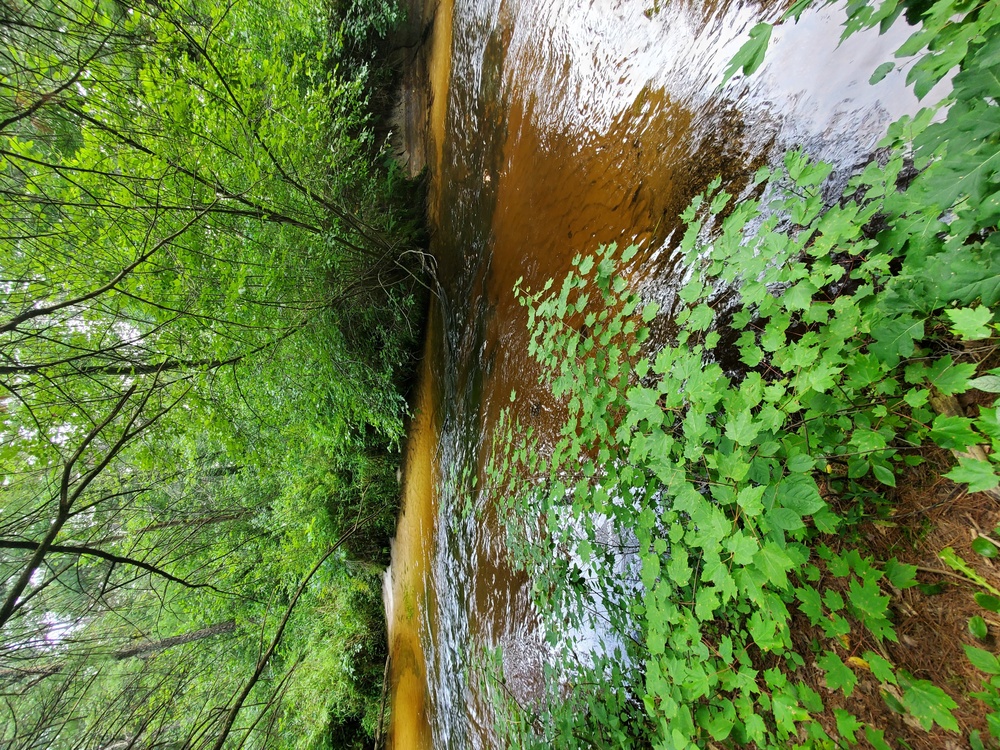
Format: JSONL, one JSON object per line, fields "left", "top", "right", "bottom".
{"left": 884, "top": 558, "right": 917, "bottom": 589}
{"left": 864, "top": 651, "right": 897, "bottom": 685}
{"left": 766, "top": 507, "right": 805, "bottom": 531}
{"left": 864, "top": 726, "right": 893, "bottom": 750}
{"left": 964, "top": 645, "right": 1000, "bottom": 675}
{"left": 945, "top": 306, "right": 993, "bottom": 340}
{"left": 970, "top": 375, "right": 1000, "bottom": 393}
{"left": 725, "top": 408, "right": 760, "bottom": 444}
{"left": 971, "top": 537, "right": 998, "bottom": 559}
{"left": 795, "top": 586, "right": 824, "bottom": 624}
{"left": 872, "top": 463, "right": 897, "bottom": 487}
{"left": 945, "top": 457, "right": 1000, "bottom": 494}
{"left": 772, "top": 686, "right": 809, "bottom": 732}
{"left": 849, "top": 576, "right": 889, "bottom": 621}
{"left": 786, "top": 453, "right": 814, "bottom": 473}
{"left": 930, "top": 414, "right": 979, "bottom": 450}
{"left": 869, "top": 316, "right": 924, "bottom": 366}
{"left": 976, "top": 593, "right": 1000, "bottom": 612}
{"left": 818, "top": 651, "right": 857, "bottom": 697}
{"left": 834, "top": 709, "right": 861, "bottom": 744}
{"left": 626, "top": 386, "right": 663, "bottom": 428}
{"left": 926, "top": 356, "right": 976, "bottom": 395}
{"left": 776, "top": 474, "right": 824, "bottom": 515}
{"left": 753, "top": 543, "right": 795, "bottom": 590}
{"left": 899, "top": 672, "right": 959, "bottom": 732}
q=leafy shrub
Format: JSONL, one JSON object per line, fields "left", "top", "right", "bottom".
{"left": 486, "top": 0, "right": 1000, "bottom": 744}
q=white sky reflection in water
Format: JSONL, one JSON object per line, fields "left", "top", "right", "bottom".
{"left": 504, "top": 0, "right": 928, "bottom": 159}
{"left": 389, "top": 0, "right": 947, "bottom": 746}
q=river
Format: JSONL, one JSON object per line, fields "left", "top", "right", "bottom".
{"left": 384, "top": 0, "right": 931, "bottom": 746}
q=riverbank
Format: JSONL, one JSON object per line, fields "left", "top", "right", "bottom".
{"left": 381, "top": 0, "right": 1000, "bottom": 745}
{"left": 382, "top": 0, "right": 454, "bottom": 745}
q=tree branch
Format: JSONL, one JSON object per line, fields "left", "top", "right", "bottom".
{"left": 0, "top": 540, "right": 238, "bottom": 597}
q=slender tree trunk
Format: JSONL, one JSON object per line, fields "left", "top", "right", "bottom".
{"left": 114, "top": 620, "right": 236, "bottom": 660}
{"left": 206, "top": 509, "right": 382, "bottom": 750}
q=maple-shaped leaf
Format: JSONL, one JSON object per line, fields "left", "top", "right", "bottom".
{"left": 899, "top": 672, "right": 959, "bottom": 732}
{"left": 945, "top": 306, "right": 993, "bottom": 340}
{"left": 945, "top": 457, "right": 1000, "bottom": 493}
{"left": 818, "top": 651, "right": 857, "bottom": 697}
{"left": 869, "top": 315, "right": 924, "bottom": 366}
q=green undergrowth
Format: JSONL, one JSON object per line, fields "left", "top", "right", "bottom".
{"left": 0, "top": 0, "right": 424, "bottom": 745}
{"left": 486, "top": 0, "right": 1000, "bottom": 746}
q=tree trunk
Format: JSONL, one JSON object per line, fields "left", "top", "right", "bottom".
{"left": 114, "top": 620, "right": 236, "bottom": 661}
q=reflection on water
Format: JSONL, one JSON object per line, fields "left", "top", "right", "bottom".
{"left": 386, "top": 0, "right": 928, "bottom": 746}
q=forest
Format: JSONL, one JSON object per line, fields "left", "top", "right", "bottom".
{"left": 0, "top": 0, "right": 426, "bottom": 747}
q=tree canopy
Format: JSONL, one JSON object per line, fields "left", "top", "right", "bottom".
{"left": 1, "top": 0, "right": 424, "bottom": 746}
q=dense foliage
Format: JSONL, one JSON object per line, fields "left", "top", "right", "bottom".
{"left": 0, "top": 0, "right": 424, "bottom": 747}
{"left": 488, "top": 0, "right": 1000, "bottom": 746}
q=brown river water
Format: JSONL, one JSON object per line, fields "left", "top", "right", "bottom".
{"left": 383, "top": 0, "right": 935, "bottom": 746}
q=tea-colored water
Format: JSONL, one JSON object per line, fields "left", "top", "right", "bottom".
{"left": 385, "top": 0, "right": 929, "bottom": 745}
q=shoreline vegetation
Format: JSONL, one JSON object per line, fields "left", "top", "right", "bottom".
{"left": 0, "top": 0, "right": 430, "bottom": 747}
{"left": 487, "top": 0, "right": 1000, "bottom": 747}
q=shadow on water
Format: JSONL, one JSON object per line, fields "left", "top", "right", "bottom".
{"left": 386, "top": 0, "right": 934, "bottom": 746}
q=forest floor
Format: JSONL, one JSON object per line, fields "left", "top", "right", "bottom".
{"left": 796, "top": 354, "right": 1000, "bottom": 748}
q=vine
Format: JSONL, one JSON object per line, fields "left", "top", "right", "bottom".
{"left": 486, "top": 0, "right": 1000, "bottom": 745}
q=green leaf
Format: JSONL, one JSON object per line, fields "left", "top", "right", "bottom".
{"left": 787, "top": 453, "right": 814, "bottom": 473}
{"left": 964, "top": 645, "right": 1000, "bottom": 675}
{"left": 869, "top": 316, "right": 924, "bottom": 366}
{"left": 772, "top": 685, "right": 809, "bottom": 732}
{"left": 899, "top": 672, "right": 959, "bottom": 732}
{"left": 796, "top": 586, "right": 824, "bottom": 624}
{"left": 869, "top": 61, "right": 895, "bottom": 84}
{"left": 737, "top": 484, "right": 766, "bottom": 517}
{"left": 721, "top": 23, "right": 773, "bottom": 84}
{"left": 777, "top": 474, "right": 824, "bottom": 515}
{"left": 834, "top": 709, "right": 861, "bottom": 744}
{"left": 702, "top": 699, "right": 736, "bottom": 740}
{"left": 945, "top": 457, "right": 1000, "bottom": 494}
{"left": 626, "top": 386, "right": 663, "bottom": 428}
{"left": 688, "top": 304, "right": 715, "bottom": 331}
{"left": 945, "top": 306, "right": 993, "bottom": 340}
{"left": 767, "top": 507, "right": 805, "bottom": 531}
{"left": 864, "top": 651, "right": 897, "bottom": 685}
{"left": 970, "top": 375, "right": 1000, "bottom": 393}
{"left": 971, "top": 537, "right": 998, "bottom": 559}
{"left": 667, "top": 553, "right": 692, "bottom": 586}
{"left": 864, "top": 726, "right": 893, "bottom": 750}
{"left": 968, "top": 615, "right": 989, "bottom": 640}
{"left": 849, "top": 576, "right": 890, "bottom": 621}
{"left": 918, "top": 582, "right": 948, "bottom": 596}
{"left": 930, "top": 414, "right": 979, "bottom": 451}
{"left": 725, "top": 408, "right": 760, "bottom": 444}
{"left": 926, "top": 356, "right": 977, "bottom": 395}
{"left": 818, "top": 651, "right": 857, "bottom": 697}
{"left": 872, "top": 463, "right": 897, "bottom": 487}
{"left": 884, "top": 558, "right": 917, "bottom": 589}
{"left": 939, "top": 547, "right": 1000, "bottom": 595}
{"left": 754, "top": 543, "right": 795, "bottom": 589}
{"left": 976, "top": 593, "right": 1000, "bottom": 613}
